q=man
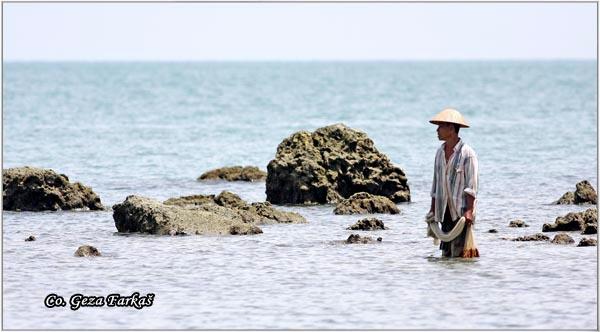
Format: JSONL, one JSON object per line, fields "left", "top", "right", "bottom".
{"left": 428, "top": 108, "right": 479, "bottom": 258}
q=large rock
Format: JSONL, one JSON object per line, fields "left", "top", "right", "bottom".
{"left": 582, "top": 224, "right": 597, "bottom": 235}
{"left": 542, "top": 208, "right": 597, "bottom": 232}
{"left": 512, "top": 233, "right": 550, "bottom": 241}
{"left": 266, "top": 124, "right": 410, "bottom": 204}
{"left": 347, "top": 218, "right": 387, "bottom": 231}
{"left": 3, "top": 167, "right": 103, "bottom": 211}
{"left": 113, "top": 195, "right": 263, "bottom": 235}
{"left": 550, "top": 233, "right": 575, "bottom": 245}
{"left": 198, "top": 166, "right": 267, "bottom": 182}
{"left": 334, "top": 192, "right": 400, "bottom": 215}
{"left": 164, "top": 191, "right": 306, "bottom": 225}
{"left": 555, "top": 180, "right": 597, "bottom": 204}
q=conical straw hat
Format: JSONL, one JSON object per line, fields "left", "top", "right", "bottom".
{"left": 429, "top": 108, "right": 470, "bottom": 128}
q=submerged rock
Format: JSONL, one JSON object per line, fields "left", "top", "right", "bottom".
{"left": 508, "top": 220, "right": 529, "bottom": 228}
{"left": 113, "top": 195, "right": 263, "bottom": 236}
{"left": 74, "top": 245, "right": 101, "bottom": 257}
{"left": 346, "top": 234, "right": 375, "bottom": 244}
{"left": 198, "top": 166, "right": 267, "bottom": 182}
{"left": 577, "top": 238, "right": 597, "bottom": 247}
{"left": 488, "top": 229, "right": 498, "bottom": 233}
{"left": 266, "top": 124, "right": 410, "bottom": 205}
{"left": 24, "top": 235, "right": 36, "bottom": 242}
{"left": 347, "top": 218, "right": 387, "bottom": 231}
{"left": 542, "top": 208, "right": 597, "bottom": 232}
{"left": 555, "top": 180, "right": 597, "bottom": 205}
{"left": 551, "top": 233, "right": 575, "bottom": 245}
{"left": 3, "top": 167, "right": 103, "bottom": 211}
{"left": 164, "top": 191, "right": 306, "bottom": 225}
{"left": 334, "top": 192, "right": 400, "bottom": 215}
{"left": 512, "top": 233, "right": 550, "bottom": 242}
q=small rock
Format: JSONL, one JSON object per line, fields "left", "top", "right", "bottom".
{"left": 24, "top": 235, "right": 36, "bottom": 242}
{"left": 551, "top": 233, "right": 575, "bottom": 245}
{"left": 74, "top": 245, "right": 101, "bottom": 257}
{"left": 488, "top": 229, "right": 498, "bottom": 233}
{"left": 577, "top": 238, "right": 597, "bottom": 247}
{"left": 346, "top": 234, "right": 374, "bottom": 244}
{"left": 377, "top": 237, "right": 382, "bottom": 242}
{"left": 347, "top": 218, "right": 387, "bottom": 231}
{"left": 229, "top": 224, "right": 263, "bottom": 235}
{"left": 198, "top": 166, "right": 267, "bottom": 182}
{"left": 334, "top": 192, "right": 400, "bottom": 215}
{"left": 512, "top": 233, "right": 550, "bottom": 241}
{"left": 508, "top": 220, "right": 529, "bottom": 228}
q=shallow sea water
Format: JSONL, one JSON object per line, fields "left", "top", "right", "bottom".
{"left": 2, "top": 61, "right": 598, "bottom": 329}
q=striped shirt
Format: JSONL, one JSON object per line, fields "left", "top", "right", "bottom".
{"left": 430, "top": 139, "right": 479, "bottom": 223}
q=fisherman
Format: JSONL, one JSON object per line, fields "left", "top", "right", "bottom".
{"left": 428, "top": 108, "right": 479, "bottom": 257}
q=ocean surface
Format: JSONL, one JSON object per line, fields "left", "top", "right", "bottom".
{"left": 2, "top": 61, "right": 598, "bottom": 329}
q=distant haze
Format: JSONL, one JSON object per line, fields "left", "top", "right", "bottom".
{"left": 3, "top": 2, "right": 597, "bottom": 61}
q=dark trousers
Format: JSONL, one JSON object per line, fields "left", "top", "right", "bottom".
{"left": 439, "top": 207, "right": 467, "bottom": 257}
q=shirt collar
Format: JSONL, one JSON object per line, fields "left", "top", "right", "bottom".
{"left": 442, "top": 138, "right": 463, "bottom": 151}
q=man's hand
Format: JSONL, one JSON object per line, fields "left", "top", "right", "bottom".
{"left": 464, "top": 210, "right": 474, "bottom": 226}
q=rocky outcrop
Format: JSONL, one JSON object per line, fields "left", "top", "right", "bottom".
{"left": 3, "top": 167, "right": 103, "bottom": 211}
{"left": 508, "top": 220, "right": 529, "bottom": 228}
{"left": 266, "top": 124, "right": 410, "bottom": 205}
{"left": 577, "top": 238, "right": 597, "bottom": 247}
{"left": 512, "top": 234, "right": 550, "bottom": 241}
{"left": 555, "top": 180, "right": 597, "bottom": 204}
{"left": 113, "top": 195, "right": 263, "bottom": 235}
{"left": 582, "top": 224, "right": 597, "bottom": 234}
{"left": 74, "top": 245, "right": 101, "bottom": 257}
{"left": 347, "top": 218, "right": 387, "bottom": 231}
{"left": 334, "top": 192, "right": 400, "bottom": 215}
{"left": 198, "top": 166, "right": 267, "bottom": 182}
{"left": 346, "top": 234, "right": 375, "bottom": 244}
{"left": 551, "top": 233, "right": 575, "bottom": 245}
{"left": 542, "top": 208, "right": 597, "bottom": 232}
{"left": 164, "top": 191, "right": 306, "bottom": 225}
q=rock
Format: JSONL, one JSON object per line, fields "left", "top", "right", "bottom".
{"left": 543, "top": 208, "right": 597, "bottom": 232}
{"left": 555, "top": 180, "right": 597, "bottom": 204}
{"left": 113, "top": 195, "right": 262, "bottom": 235}
{"left": 577, "top": 238, "right": 597, "bottom": 247}
{"left": 488, "top": 229, "right": 498, "bottom": 233}
{"left": 164, "top": 191, "right": 306, "bottom": 225}
{"left": 334, "top": 192, "right": 400, "bottom": 215}
{"left": 508, "top": 220, "right": 529, "bottom": 228}
{"left": 74, "top": 245, "right": 101, "bottom": 257}
{"left": 3, "top": 167, "right": 103, "bottom": 211}
{"left": 266, "top": 124, "right": 410, "bottom": 204}
{"left": 198, "top": 166, "right": 267, "bottom": 182}
{"left": 512, "top": 233, "right": 550, "bottom": 241}
{"left": 551, "top": 233, "right": 575, "bottom": 245}
{"left": 377, "top": 237, "right": 383, "bottom": 242}
{"left": 347, "top": 218, "right": 387, "bottom": 231}
{"left": 24, "top": 235, "right": 36, "bottom": 242}
{"left": 582, "top": 223, "right": 597, "bottom": 234}
{"left": 346, "top": 234, "right": 374, "bottom": 244}
{"left": 555, "top": 191, "right": 575, "bottom": 204}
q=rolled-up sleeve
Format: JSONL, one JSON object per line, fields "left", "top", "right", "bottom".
{"left": 463, "top": 153, "right": 478, "bottom": 198}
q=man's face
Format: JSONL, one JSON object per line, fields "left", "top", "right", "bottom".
{"left": 436, "top": 123, "right": 455, "bottom": 141}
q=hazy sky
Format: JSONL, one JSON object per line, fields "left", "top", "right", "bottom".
{"left": 3, "top": 2, "right": 597, "bottom": 61}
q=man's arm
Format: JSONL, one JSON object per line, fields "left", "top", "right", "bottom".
{"left": 464, "top": 195, "right": 474, "bottom": 226}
